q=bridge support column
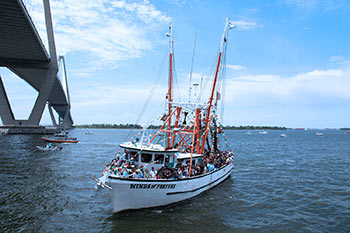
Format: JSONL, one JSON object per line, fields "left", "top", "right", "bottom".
{"left": 48, "top": 104, "right": 58, "bottom": 127}
{"left": 26, "top": 0, "right": 60, "bottom": 126}
{"left": 28, "top": 63, "right": 57, "bottom": 125}
{"left": 0, "top": 75, "right": 15, "bottom": 125}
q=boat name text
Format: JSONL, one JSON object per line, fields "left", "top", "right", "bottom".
{"left": 130, "top": 184, "right": 176, "bottom": 189}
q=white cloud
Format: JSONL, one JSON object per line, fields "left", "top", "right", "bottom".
{"left": 22, "top": 0, "right": 171, "bottom": 71}
{"left": 284, "top": 0, "right": 317, "bottom": 8}
{"left": 226, "top": 64, "right": 246, "bottom": 71}
{"left": 329, "top": 56, "right": 350, "bottom": 68}
{"left": 69, "top": 67, "right": 350, "bottom": 125}
{"left": 70, "top": 82, "right": 167, "bottom": 124}
{"left": 329, "top": 56, "right": 344, "bottom": 63}
{"left": 230, "top": 17, "right": 259, "bottom": 31}
{"left": 340, "top": 60, "right": 350, "bottom": 66}
{"left": 226, "top": 68, "right": 350, "bottom": 108}
{"left": 284, "top": 0, "right": 350, "bottom": 10}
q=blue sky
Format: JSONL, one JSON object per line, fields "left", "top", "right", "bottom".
{"left": 1, "top": 0, "right": 350, "bottom": 128}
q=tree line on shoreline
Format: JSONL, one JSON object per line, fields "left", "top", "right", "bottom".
{"left": 75, "top": 124, "right": 286, "bottom": 130}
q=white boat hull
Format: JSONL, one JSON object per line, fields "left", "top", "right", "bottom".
{"left": 36, "top": 145, "right": 61, "bottom": 151}
{"left": 105, "top": 163, "right": 234, "bottom": 213}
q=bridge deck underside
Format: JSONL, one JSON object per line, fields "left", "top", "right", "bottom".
{"left": 0, "top": 0, "right": 73, "bottom": 126}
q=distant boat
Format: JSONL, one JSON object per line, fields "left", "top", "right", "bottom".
{"left": 346, "top": 131, "right": 350, "bottom": 134}
{"left": 0, "top": 128, "right": 8, "bottom": 135}
{"left": 294, "top": 128, "right": 305, "bottom": 130}
{"left": 42, "top": 132, "right": 79, "bottom": 143}
{"left": 246, "top": 131, "right": 252, "bottom": 135}
{"left": 316, "top": 131, "right": 324, "bottom": 136}
{"left": 280, "top": 134, "right": 287, "bottom": 137}
{"left": 259, "top": 131, "right": 268, "bottom": 135}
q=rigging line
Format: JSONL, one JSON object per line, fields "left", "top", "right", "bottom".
{"left": 123, "top": 48, "right": 168, "bottom": 141}
{"left": 197, "top": 45, "right": 221, "bottom": 102}
{"left": 219, "top": 42, "right": 228, "bottom": 124}
{"left": 137, "top": 50, "right": 167, "bottom": 122}
{"left": 145, "top": 99, "right": 167, "bottom": 128}
{"left": 189, "top": 32, "right": 197, "bottom": 103}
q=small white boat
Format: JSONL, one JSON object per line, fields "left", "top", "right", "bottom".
{"left": 36, "top": 144, "right": 62, "bottom": 151}
{"left": 0, "top": 128, "right": 9, "bottom": 135}
{"left": 280, "top": 133, "right": 287, "bottom": 137}
{"left": 259, "top": 131, "right": 268, "bottom": 135}
{"left": 316, "top": 131, "right": 324, "bottom": 136}
{"left": 246, "top": 131, "right": 252, "bottom": 135}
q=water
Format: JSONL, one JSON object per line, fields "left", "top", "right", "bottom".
{"left": 0, "top": 129, "right": 349, "bottom": 232}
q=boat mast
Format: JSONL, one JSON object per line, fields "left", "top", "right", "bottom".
{"left": 200, "top": 18, "right": 235, "bottom": 154}
{"left": 166, "top": 23, "right": 174, "bottom": 148}
{"left": 189, "top": 32, "right": 197, "bottom": 103}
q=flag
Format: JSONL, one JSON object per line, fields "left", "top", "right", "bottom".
{"left": 216, "top": 91, "right": 221, "bottom": 100}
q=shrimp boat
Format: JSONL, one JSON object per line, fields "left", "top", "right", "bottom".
{"left": 95, "top": 19, "right": 236, "bottom": 213}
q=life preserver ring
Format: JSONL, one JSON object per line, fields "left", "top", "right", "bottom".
{"left": 156, "top": 167, "right": 175, "bottom": 179}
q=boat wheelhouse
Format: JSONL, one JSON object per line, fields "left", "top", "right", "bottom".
{"left": 119, "top": 142, "right": 208, "bottom": 172}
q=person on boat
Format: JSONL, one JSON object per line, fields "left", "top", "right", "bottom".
{"left": 150, "top": 167, "right": 157, "bottom": 179}
{"left": 207, "top": 162, "right": 214, "bottom": 172}
{"left": 120, "top": 159, "right": 126, "bottom": 167}
{"left": 195, "top": 164, "right": 202, "bottom": 175}
{"left": 123, "top": 150, "right": 130, "bottom": 160}
{"left": 214, "top": 160, "right": 219, "bottom": 169}
{"left": 122, "top": 166, "right": 129, "bottom": 177}
{"left": 138, "top": 164, "right": 144, "bottom": 179}
{"left": 102, "top": 164, "right": 110, "bottom": 175}
{"left": 116, "top": 158, "right": 122, "bottom": 167}
{"left": 111, "top": 157, "right": 119, "bottom": 168}
{"left": 130, "top": 164, "right": 136, "bottom": 174}
{"left": 115, "top": 167, "right": 122, "bottom": 176}
{"left": 130, "top": 157, "right": 136, "bottom": 166}
{"left": 144, "top": 169, "right": 150, "bottom": 179}
{"left": 132, "top": 169, "right": 140, "bottom": 179}
{"left": 181, "top": 165, "right": 188, "bottom": 177}
{"left": 125, "top": 161, "right": 131, "bottom": 169}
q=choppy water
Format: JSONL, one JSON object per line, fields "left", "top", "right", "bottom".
{"left": 0, "top": 129, "right": 349, "bottom": 232}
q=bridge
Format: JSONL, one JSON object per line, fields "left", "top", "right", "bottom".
{"left": 0, "top": 0, "right": 73, "bottom": 133}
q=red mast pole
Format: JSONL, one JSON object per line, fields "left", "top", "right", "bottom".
{"left": 168, "top": 53, "right": 173, "bottom": 148}
{"left": 200, "top": 18, "right": 234, "bottom": 154}
{"left": 167, "top": 24, "right": 173, "bottom": 148}
{"left": 200, "top": 52, "right": 221, "bottom": 154}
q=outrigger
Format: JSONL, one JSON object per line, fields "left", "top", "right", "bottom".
{"left": 94, "top": 18, "right": 236, "bottom": 213}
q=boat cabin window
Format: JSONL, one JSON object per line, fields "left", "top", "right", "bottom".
{"left": 184, "top": 159, "right": 196, "bottom": 167}
{"left": 154, "top": 154, "right": 164, "bottom": 164}
{"left": 166, "top": 154, "right": 176, "bottom": 168}
{"left": 141, "top": 153, "right": 152, "bottom": 163}
{"left": 177, "top": 159, "right": 184, "bottom": 166}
